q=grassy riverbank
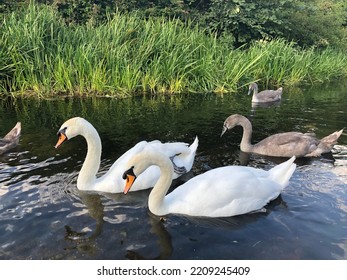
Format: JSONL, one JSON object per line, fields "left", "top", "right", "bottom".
{"left": 1, "top": 4, "right": 347, "bottom": 97}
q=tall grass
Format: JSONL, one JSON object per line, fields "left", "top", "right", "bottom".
{"left": 247, "top": 39, "right": 347, "bottom": 87}
{"left": 1, "top": 3, "right": 347, "bottom": 97}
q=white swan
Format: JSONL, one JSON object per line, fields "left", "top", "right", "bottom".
{"left": 123, "top": 149, "right": 296, "bottom": 217}
{"left": 55, "top": 117, "right": 198, "bottom": 193}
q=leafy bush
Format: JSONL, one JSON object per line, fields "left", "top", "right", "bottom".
{"left": 280, "top": 0, "right": 347, "bottom": 49}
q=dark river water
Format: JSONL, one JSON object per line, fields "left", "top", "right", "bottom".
{"left": 0, "top": 83, "right": 346, "bottom": 260}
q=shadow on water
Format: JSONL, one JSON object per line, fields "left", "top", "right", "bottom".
{"left": 0, "top": 81, "right": 347, "bottom": 259}
{"left": 62, "top": 187, "right": 289, "bottom": 260}
{"left": 62, "top": 189, "right": 172, "bottom": 260}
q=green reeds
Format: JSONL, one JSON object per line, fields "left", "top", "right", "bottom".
{"left": 245, "top": 39, "right": 347, "bottom": 87}
{"left": 1, "top": 3, "right": 347, "bottom": 97}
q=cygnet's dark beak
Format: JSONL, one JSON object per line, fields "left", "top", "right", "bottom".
{"left": 220, "top": 125, "right": 228, "bottom": 137}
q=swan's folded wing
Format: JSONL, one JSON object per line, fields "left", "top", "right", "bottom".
{"left": 3, "top": 122, "right": 21, "bottom": 141}
{"left": 164, "top": 166, "right": 280, "bottom": 217}
{"left": 110, "top": 141, "right": 150, "bottom": 169}
{"left": 256, "top": 90, "right": 281, "bottom": 102}
{"left": 257, "top": 132, "right": 314, "bottom": 147}
{"left": 151, "top": 141, "right": 190, "bottom": 155}
{"left": 0, "top": 139, "right": 11, "bottom": 146}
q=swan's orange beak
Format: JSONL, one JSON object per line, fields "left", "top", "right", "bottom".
{"left": 124, "top": 174, "right": 136, "bottom": 194}
{"left": 55, "top": 133, "right": 67, "bottom": 148}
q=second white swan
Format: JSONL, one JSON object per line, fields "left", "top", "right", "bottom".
{"left": 55, "top": 117, "right": 198, "bottom": 193}
{"left": 123, "top": 149, "right": 296, "bottom": 217}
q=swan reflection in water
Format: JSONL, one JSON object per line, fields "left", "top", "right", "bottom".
{"left": 63, "top": 184, "right": 287, "bottom": 259}
{"left": 63, "top": 190, "right": 173, "bottom": 259}
{"left": 250, "top": 99, "right": 282, "bottom": 114}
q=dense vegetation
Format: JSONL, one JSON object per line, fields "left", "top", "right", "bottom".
{"left": 0, "top": 1, "right": 346, "bottom": 97}
{"left": 3, "top": 0, "right": 345, "bottom": 49}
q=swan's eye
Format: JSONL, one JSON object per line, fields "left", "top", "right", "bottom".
{"left": 57, "top": 127, "right": 67, "bottom": 136}
{"left": 122, "top": 166, "right": 135, "bottom": 180}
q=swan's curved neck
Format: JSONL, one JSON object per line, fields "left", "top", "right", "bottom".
{"left": 238, "top": 118, "right": 254, "bottom": 152}
{"left": 77, "top": 125, "right": 102, "bottom": 189}
{"left": 147, "top": 154, "right": 174, "bottom": 216}
{"left": 251, "top": 84, "right": 258, "bottom": 95}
